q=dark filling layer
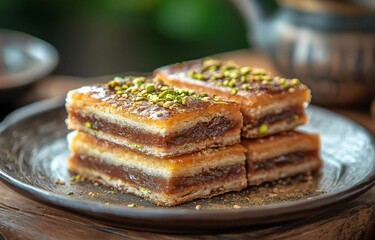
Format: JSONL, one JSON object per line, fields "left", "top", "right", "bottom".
{"left": 243, "top": 106, "right": 304, "bottom": 127}
{"left": 70, "top": 112, "right": 239, "bottom": 147}
{"left": 250, "top": 151, "right": 317, "bottom": 172}
{"left": 71, "top": 154, "right": 244, "bottom": 194}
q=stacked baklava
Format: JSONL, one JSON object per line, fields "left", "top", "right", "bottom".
{"left": 66, "top": 76, "right": 247, "bottom": 206}
{"left": 155, "top": 58, "right": 322, "bottom": 186}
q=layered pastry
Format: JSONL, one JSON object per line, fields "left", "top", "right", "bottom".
{"left": 241, "top": 131, "right": 322, "bottom": 186}
{"left": 68, "top": 131, "right": 247, "bottom": 206}
{"left": 66, "top": 76, "right": 243, "bottom": 157}
{"left": 154, "top": 59, "right": 311, "bottom": 138}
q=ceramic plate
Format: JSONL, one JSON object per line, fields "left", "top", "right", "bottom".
{"left": 0, "top": 29, "right": 58, "bottom": 103}
{"left": 0, "top": 98, "right": 374, "bottom": 234}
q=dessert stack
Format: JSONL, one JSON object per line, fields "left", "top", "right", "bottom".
{"left": 66, "top": 76, "right": 247, "bottom": 206}
{"left": 155, "top": 58, "right": 322, "bottom": 186}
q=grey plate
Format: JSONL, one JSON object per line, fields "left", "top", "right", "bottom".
{"left": 0, "top": 98, "right": 374, "bottom": 234}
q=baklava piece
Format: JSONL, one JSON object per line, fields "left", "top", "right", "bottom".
{"left": 68, "top": 131, "right": 247, "bottom": 206}
{"left": 66, "top": 76, "right": 243, "bottom": 157}
{"left": 155, "top": 59, "right": 310, "bottom": 138}
{"left": 241, "top": 131, "right": 322, "bottom": 186}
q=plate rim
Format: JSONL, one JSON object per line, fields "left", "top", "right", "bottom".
{"left": 0, "top": 98, "right": 375, "bottom": 230}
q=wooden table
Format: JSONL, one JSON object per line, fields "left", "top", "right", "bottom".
{"left": 1, "top": 49, "right": 374, "bottom": 240}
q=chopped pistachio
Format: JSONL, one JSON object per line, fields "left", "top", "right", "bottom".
{"left": 116, "top": 90, "right": 123, "bottom": 95}
{"left": 125, "top": 87, "right": 133, "bottom": 92}
{"left": 85, "top": 168, "right": 94, "bottom": 174}
{"left": 160, "top": 86, "right": 170, "bottom": 91}
{"left": 241, "top": 84, "right": 249, "bottom": 90}
{"left": 203, "top": 58, "right": 222, "bottom": 67}
{"left": 182, "top": 96, "right": 188, "bottom": 104}
{"left": 278, "top": 78, "right": 286, "bottom": 85}
{"left": 131, "top": 143, "right": 142, "bottom": 149}
{"left": 208, "top": 66, "right": 217, "bottom": 71}
{"left": 193, "top": 73, "right": 203, "bottom": 80}
{"left": 228, "top": 80, "right": 235, "bottom": 87}
{"left": 132, "top": 77, "right": 146, "bottom": 86}
{"left": 131, "top": 87, "right": 139, "bottom": 93}
{"left": 225, "top": 60, "right": 238, "bottom": 69}
{"left": 290, "top": 78, "right": 300, "bottom": 86}
{"left": 165, "top": 94, "right": 174, "bottom": 101}
{"left": 240, "top": 66, "right": 251, "bottom": 75}
{"left": 174, "top": 96, "right": 182, "bottom": 103}
{"left": 158, "top": 89, "right": 174, "bottom": 98}
{"left": 135, "top": 96, "right": 145, "bottom": 101}
{"left": 257, "top": 123, "right": 268, "bottom": 135}
{"left": 188, "top": 70, "right": 195, "bottom": 77}
{"left": 252, "top": 68, "right": 266, "bottom": 75}
{"left": 114, "top": 86, "right": 122, "bottom": 91}
{"left": 229, "top": 71, "right": 240, "bottom": 79}
{"left": 145, "top": 83, "right": 155, "bottom": 93}
{"left": 67, "top": 191, "right": 74, "bottom": 195}
{"left": 139, "top": 187, "right": 150, "bottom": 194}
{"left": 70, "top": 174, "right": 81, "bottom": 183}
{"left": 262, "top": 75, "right": 271, "bottom": 81}
{"left": 85, "top": 121, "right": 91, "bottom": 129}
{"left": 113, "top": 76, "right": 123, "bottom": 81}
{"left": 149, "top": 95, "right": 159, "bottom": 103}
{"left": 156, "top": 101, "right": 165, "bottom": 107}
{"left": 108, "top": 79, "right": 120, "bottom": 87}
{"left": 214, "top": 96, "right": 221, "bottom": 102}
{"left": 231, "top": 88, "right": 237, "bottom": 94}
{"left": 127, "top": 203, "right": 136, "bottom": 208}
{"left": 163, "top": 101, "right": 173, "bottom": 108}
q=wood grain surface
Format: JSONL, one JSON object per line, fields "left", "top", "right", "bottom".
{"left": 0, "top": 180, "right": 374, "bottom": 240}
{"left": 1, "top": 49, "right": 374, "bottom": 240}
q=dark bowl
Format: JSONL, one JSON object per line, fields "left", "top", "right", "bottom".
{"left": 0, "top": 29, "right": 58, "bottom": 104}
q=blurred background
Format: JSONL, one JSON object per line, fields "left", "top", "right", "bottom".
{"left": 0, "top": 0, "right": 259, "bottom": 76}
{"left": 0, "top": 0, "right": 374, "bottom": 124}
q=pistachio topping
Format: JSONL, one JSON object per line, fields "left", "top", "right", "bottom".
{"left": 187, "top": 58, "right": 302, "bottom": 94}
{"left": 139, "top": 187, "right": 150, "bottom": 194}
{"left": 85, "top": 121, "right": 91, "bottom": 129}
{"left": 106, "top": 76, "right": 225, "bottom": 111}
{"left": 257, "top": 123, "right": 268, "bottom": 135}
{"left": 131, "top": 143, "right": 143, "bottom": 149}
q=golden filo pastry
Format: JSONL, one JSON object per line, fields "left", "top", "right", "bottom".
{"left": 66, "top": 76, "right": 243, "bottom": 157}
{"left": 242, "top": 131, "right": 322, "bottom": 186}
{"left": 67, "top": 131, "right": 247, "bottom": 206}
{"left": 154, "top": 59, "right": 311, "bottom": 139}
